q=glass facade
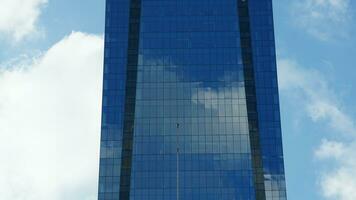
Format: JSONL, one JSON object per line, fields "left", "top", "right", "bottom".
{"left": 98, "top": 0, "right": 287, "bottom": 200}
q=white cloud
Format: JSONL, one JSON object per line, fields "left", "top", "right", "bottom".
{"left": 315, "top": 139, "right": 346, "bottom": 160}
{"left": 320, "top": 168, "right": 356, "bottom": 200}
{"left": 278, "top": 59, "right": 356, "bottom": 135}
{"left": 278, "top": 58, "right": 356, "bottom": 199}
{"left": 0, "top": 0, "right": 47, "bottom": 41}
{"left": 307, "top": 101, "right": 356, "bottom": 135}
{"left": 0, "top": 32, "right": 103, "bottom": 199}
{"left": 292, "top": 0, "right": 352, "bottom": 41}
{"left": 316, "top": 140, "right": 356, "bottom": 200}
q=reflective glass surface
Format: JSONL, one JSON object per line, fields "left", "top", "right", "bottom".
{"left": 98, "top": 0, "right": 287, "bottom": 200}
{"left": 249, "top": 0, "right": 287, "bottom": 199}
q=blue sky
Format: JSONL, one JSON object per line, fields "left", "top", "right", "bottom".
{"left": 0, "top": 0, "right": 355, "bottom": 199}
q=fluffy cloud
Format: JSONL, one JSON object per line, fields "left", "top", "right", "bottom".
{"left": 278, "top": 59, "right": 356, "bottom": 136}
{"left": 320, "top": 168, "right": 356, "bottom": 200}
{"left": 292, "top": 0, "right": 352, "bottom": 41}
{"left": 0, "top": 0, "right": 47, "bottom": 41}
{"left": 316, "top": 140, "right": 356, "bottom": 200}
{"left": 278, "top": 58, "right": 356, "bottom": 200}
{"left": 0, "top": 32, "right": 103, "bottom": 199}
{"left": 315, "top": 139, "right": 347, "bottom": 160}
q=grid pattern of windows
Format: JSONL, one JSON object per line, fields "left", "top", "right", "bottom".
{"left": 237, "top": 0, "right": 266, "bottom": 199}
{"left": 98, "top": 0, "right": 287, "bottom": 199}
{"left": 249, "top": 0, "right": 287, "bottom": 199}
{"left": 98, "top": 0, "right": 130, "bottom": 200}
{"left": 130, "top": 0, "right": 256, "bottom": 199}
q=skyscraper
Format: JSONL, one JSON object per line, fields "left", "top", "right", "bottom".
{"left": 98, "top": 0, "right": 287, "bottom": 199}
